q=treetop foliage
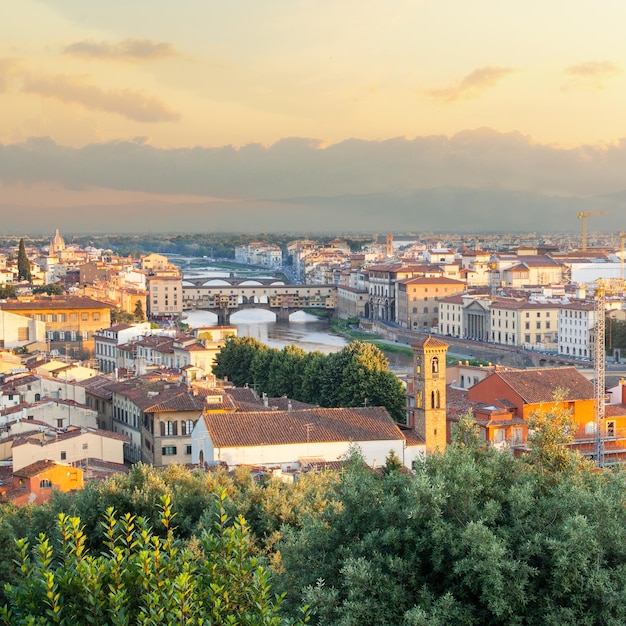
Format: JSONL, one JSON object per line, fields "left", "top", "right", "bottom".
{"left": 213, "top": 337, "right": 406, "bottom": 421}
{"left": 2, "top": 428, "right": 626, "bottom": 624}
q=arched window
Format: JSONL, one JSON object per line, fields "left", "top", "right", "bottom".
{"left": 431, "top": 391, "right": 436, "bottom": 409}
{"left": 40, "top": 479, "right": 52, "bottom": 489}
{"left": 416, "top": 391, "right": 422, "bottom": 409}
{"left": 34, "top": 393, "right": 41, "bottom": 401}
{"left": 435, "top": 390, "right": 441, "bottom": 409}
{"left": 431, "top": 356, "right": 439, "bottom": 374}
{"left": 415, "top": 357, "right": 421, "bottom": 375}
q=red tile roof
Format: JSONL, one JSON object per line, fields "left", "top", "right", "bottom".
{"left": 489, "top": 367, "right": 594, "bottom": 404}
{"left": 411, "top": 335, "right": 449, "bottom": 349}
{"left": 1, "top": 296, "right": 111, "bottom": 310}
{"left": 204, "top": 406, "right": 403, "bottom": 448}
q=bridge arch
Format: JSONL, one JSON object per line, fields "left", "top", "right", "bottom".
{"left": 230, "top": 309, "right": 276, "bottom": 322}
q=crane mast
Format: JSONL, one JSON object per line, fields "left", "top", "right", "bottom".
{"left": 594, "top": 285, "right": 606, "bottom": 467}
{"left": 577, "top": 210, "right": 609, "bottom": 252}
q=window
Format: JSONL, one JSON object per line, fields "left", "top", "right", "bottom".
{"left": 182, "top": 420, "right": 195, "bottom": 435}
{"left": 82, "top": 313, "right": 88, "bottom": 321}
{"left": 60, "top": 451, "right": 66, "bottom": 460}
{"left": 525, "top": 322, "right": 530, "bottom": 330}
{"left": 536, "top": 322, "right": 541, "bottom": 329}
{"left": 186, "top": 445, "right": 192, "bottom": 455}
{"left": 525, "top": 334, "right": 531, "bottom": 343}
{"left": 607, "top": 421, "right": 615, "bottom": 437}
{"left": 93, "top": 312, "right": 100, "bottom": 321}
{"left": 70, "top": 313, "right": 77, "bottom": 322}
{"left": 40, "top": 479, "right": 52, "bottom": 488}
{"left": 162, "top": 446, "right": 177, "bottom": 456}
{"left": 423, "top": 307, "right": 429, "bottom": 313}
{"left": 494, "top": 429, "right": 505, "bottom": 444}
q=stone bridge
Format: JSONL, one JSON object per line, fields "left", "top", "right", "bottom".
{"left": 182, "top": 282, "right": 337, "bottom": 325}
{"left": 183, "top": 276, "right": 284, "bottom": 288}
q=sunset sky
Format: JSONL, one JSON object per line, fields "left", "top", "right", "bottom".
{"left": 2, "top": 0, "right": 626, "bottom": 234}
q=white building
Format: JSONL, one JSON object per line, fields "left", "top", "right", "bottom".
{"left": 558, "top": 302, "right": 596, "bottom": 358}
{"left": 94, "top": 322, "right": 153, "bottom": 374}
{"left": 192, "top": 406, "right": 424, "bottom": 470}
{"left": 0, "top": 309, "right": 46, "bottom": 350}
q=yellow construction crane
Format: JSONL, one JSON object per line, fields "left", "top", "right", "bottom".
{"left": 577, "top": 210, "right": 609, "bottom": 252}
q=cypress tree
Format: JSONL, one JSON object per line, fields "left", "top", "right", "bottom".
{"left": 17, "top": 238, "right": 31, "bottom": 282}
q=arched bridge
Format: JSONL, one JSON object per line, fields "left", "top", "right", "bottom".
{"left": 182, "top": 283, "right": 337, "bottom": 324}
{"left": 183, "top": 276, "right": 286, "bottom": 288}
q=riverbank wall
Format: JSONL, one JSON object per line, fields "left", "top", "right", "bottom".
{"left": 360, "top": 320, "right": 578, "bottom": 369}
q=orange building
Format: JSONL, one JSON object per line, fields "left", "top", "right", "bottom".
{"left": 0, "top": 460, "right": 84, "bottom": 505}
{"left": 467, "top": 367, "right": 599, "bottom": 455}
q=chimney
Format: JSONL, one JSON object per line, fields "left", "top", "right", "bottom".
{"left": 288, "top": 400, "right": 292, "bottom": 411}
{"left": 263, "top": 392, "right": 268, "bottom": 408}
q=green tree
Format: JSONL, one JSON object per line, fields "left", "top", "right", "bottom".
{"left": 0, "top": 284, "right": 16, "bottom": 299}
{"left": 32, "top": 284, "right": 63, "bottom": 295}
{"left": 133, "top": 300, "right": 145, "bottom": 321}
{"left": 111, "top": 307, "right": 134, "bottom": 325}
{"left": 213, "top": 336, "right": 265, "bottom": 387}
{"left": 268, "top": 344, "right": 306, "bottom": 398}
{"left": 1, "top": 493, "right": 309, "bottom": 625}
{"left": 250, "top": 346, "right": 280, "bottom": 395}
{"left": 330, "top": 342, "right": 406, "bottom": 421}
{"left": 16, "top": 239, "right": 31, "bottom": 282}
{"left": 527, "top": 388, "right": 580, "bottom": 474}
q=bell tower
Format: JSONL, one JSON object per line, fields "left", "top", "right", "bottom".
{"left": 412, "top": 335, "right": 448, "bottom": 453}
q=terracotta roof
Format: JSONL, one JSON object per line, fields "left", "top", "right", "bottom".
{"left": 606, "top": 404, "right": 626, "bottom": 418}
{"left": 1, "top": 296, "right": 111, "bottom": 310}
{"left": 411, "top": 335, "right": 449, "bottom": 349}
{"left": 13, "top": 459, "right": 60, "bottom": 478}
{"left": 203, "top": 406, "right": 403, "bottom": 448}
{"left": 490, "top": 367, "right": 594, "bottom": 403}
{"left": 445, "top": 385, "right": 479, "bottom": 417}
{"left": 224, "top": 387, "right": 262, "bottom": 406}
{"left": 79, "top": 375, "right": 116, "bottom": 400}
{"left": 397, "top": 276, "right": 465, "bottom": 286}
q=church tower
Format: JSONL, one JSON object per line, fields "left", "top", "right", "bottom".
{"left": 412, "top": 335, "right": 449, "bottom": 453}
{"left": 49, "top": 229, "right": 65, "bottom": 256}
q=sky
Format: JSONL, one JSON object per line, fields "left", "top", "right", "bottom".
{"left": 2, "top": 0, "right": 626, "bottom": 234}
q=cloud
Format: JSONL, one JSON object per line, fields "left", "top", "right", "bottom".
{"left": 0, "top": 130, "right": 624, "bottom": 233}
{"left": 63, "top": 38, "right": 177, "bottom": 62}
{"left": 429, "top": 66, "right": 517, "bottom": 102}
{"left": 22, "top": 74, "right": 181, "bottom": 122}
{"left": 2, "top": 129, "right": 626, "bottom": 199}
{"left": 562, "top": 61, "right": 621, "bottom": 90}
{"left": 0, "top": 57, "right": 20, "bottom": 92}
